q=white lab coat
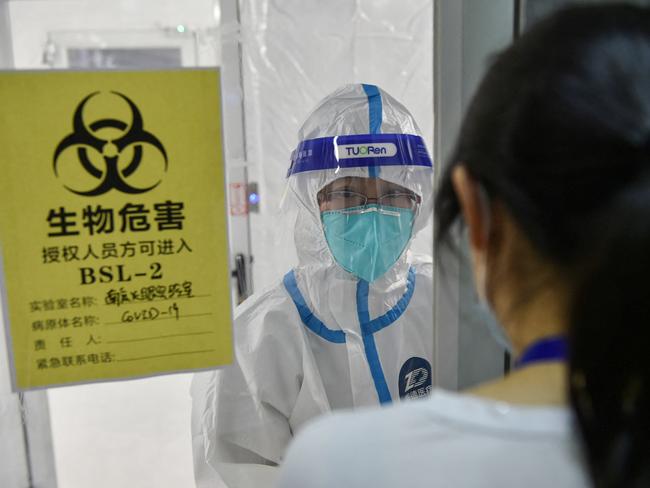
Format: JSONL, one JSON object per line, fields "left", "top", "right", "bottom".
{"left": 191, "top": 254, "right": 433, "bottom": 487}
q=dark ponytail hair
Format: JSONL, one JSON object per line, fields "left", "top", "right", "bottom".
{"left": 569, "top": 183, "right": 650, "bottom": 487}
{"left": 434, "top": 4, "right": 650, "bottom": 487}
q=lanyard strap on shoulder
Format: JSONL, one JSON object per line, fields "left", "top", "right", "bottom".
{"left": 515, "top": 335, "right": 568, "bottom": 369}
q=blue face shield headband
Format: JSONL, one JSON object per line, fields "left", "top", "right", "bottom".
{"left": 287, "top": 133, "right": 432, "bottom": 178}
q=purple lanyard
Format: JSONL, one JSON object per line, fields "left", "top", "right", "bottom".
{"left": 515, "top": 336, "right": 568, "bottom": 369}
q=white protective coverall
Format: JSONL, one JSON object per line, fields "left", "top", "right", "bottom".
{"left": 191, "top": 84, "right": 435, "bottom": 487}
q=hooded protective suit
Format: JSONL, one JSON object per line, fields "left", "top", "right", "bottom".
{"left": 191, "top": 84, "right": 434, "bottom": 488}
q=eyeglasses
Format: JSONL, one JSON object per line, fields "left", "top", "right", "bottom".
{"left": 318, "top": 190, "right": 420, "bottom": 211}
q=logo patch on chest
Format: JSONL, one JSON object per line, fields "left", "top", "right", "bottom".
{"left": 398, "top": 357, "right": 432, "bottom": 400}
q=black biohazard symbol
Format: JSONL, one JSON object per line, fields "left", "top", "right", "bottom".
{"left": 53, "top": 91, "right": 168, "bottom": 196}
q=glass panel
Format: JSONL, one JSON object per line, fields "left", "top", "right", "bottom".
{"left": 1, "top": 1, "right": 435, "bottom": 487}
{"left": 3, "top": 2, "right": 221, "bottom": 487}
{"left": 191, "top": 2, "right": 435, "bottom": 486}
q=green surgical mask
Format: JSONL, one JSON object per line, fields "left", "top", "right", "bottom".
{"left": 321, "top": 204, "right": 414, "bottom": 282}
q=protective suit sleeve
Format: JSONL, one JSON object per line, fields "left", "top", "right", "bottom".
{"left": 191, "top": 287, "right": 330, "bottom": 488}
{"left": 191, "top": 366, "right": 285, "bottom": 488}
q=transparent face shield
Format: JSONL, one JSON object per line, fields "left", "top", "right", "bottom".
{"left": 286, "top": 133, "right": 433, "bottom": 282}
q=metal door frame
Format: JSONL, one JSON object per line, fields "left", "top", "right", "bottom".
{"left": 433, "top": 0, "right": 516, "bottom": 390}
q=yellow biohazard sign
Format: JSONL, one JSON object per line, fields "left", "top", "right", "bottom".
{"left": 0, "top": 69, "right": 233, "bottom": 390}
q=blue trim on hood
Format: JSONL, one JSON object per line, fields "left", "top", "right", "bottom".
{"left": 362, "top": 84, "right": 382, "bottom": 178}
{"left": 283, "top": 270, "right": 346, "bottom": 344}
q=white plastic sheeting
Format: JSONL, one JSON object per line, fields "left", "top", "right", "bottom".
{"left": 236, "top": 0, "right": 434, "bottom": 292}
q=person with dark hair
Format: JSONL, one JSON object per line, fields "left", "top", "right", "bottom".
{"left": 275, "top": 4, "right": 650, "bottom": 487}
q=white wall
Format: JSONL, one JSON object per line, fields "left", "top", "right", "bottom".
{"left": 9, "top": 0, "right": 219, "bottom": 68}
{"left": 48, "top": 376, "right": 196, "bottom": 488}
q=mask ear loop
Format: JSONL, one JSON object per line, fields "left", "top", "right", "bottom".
{"left": 477, "top": 184, "right": 492, "bottom": 245}
{"left": 474, "top": 184, "right": 492, "bottom": 302}
{"left": 474, "top": 183, "right": 515, "bottom": 353}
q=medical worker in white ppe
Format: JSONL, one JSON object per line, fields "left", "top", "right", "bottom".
{"left": 191, "top": 84, "right": 434, "bottom": 487}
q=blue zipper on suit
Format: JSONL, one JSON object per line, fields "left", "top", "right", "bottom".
{"left": 283, "top": 267, "right": 416, "bottom": 404}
